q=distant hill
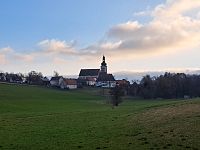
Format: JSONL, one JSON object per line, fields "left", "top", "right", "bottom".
{"left": 113, "top": 69, "right": 200, "bottom": 81}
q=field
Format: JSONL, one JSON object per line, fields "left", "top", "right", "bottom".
{"left": 0, "top": 83, "right": 200, "bottom": 150}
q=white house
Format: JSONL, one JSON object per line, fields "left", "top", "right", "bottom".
{"left": 96, "top": 72, "right": 116, "bottom": 88}
{"left": 50, "top": 77, "right": 77, "bottom": 89}
{"left": 64, "top": 79, "right": 77, "bottom": 89}
{"left": 50, "top": 76, "right": 64, "bottom": 88}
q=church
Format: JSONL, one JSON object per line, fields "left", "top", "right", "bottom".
{"left": 78, "top": 56, "right": 116, "bottom": 88}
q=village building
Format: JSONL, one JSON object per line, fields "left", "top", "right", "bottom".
{"left": 50, "top": 76, "right": 77, "bottom": 89}
{"left": 50, "top": 76, "right": 64, "bottom": 88}
{"left": 78, "top": 56, "right": 116, "bottom": 88}
{"left": 0, "top": 73, "right": 6, "bottom": 81}
{"left": 116, "top": 79, "right": 130, "bottom": 87}
{"left": 5, "top": 74, "right": 23, "bottom": 83}
{"left": 96, "top": 72, "right": 116, "bottom": 87}
{"left": 78, "top": 69, "right": 100, "bottom": 86}
{"left": 64, "top": 79, "right": 77, "bottom": 89}
{"left": 41, "top": 77, "right": 50, "bottom": 86}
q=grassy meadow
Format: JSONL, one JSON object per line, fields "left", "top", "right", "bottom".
{"left": 0, "top": 83, "right": 200, "bottom": 150}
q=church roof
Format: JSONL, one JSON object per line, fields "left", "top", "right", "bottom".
{"left": 79, "top": 69, "right": 100, "bottom": 77}
{"left": 97, "top": 72, "right": 115, "bottom": 82}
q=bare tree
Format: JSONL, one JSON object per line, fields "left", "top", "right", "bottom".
{"left": 53, "top": 71, "right": 59, "bottom": 77}
{"left": 109, "top": 85, "right": 124, "bottom": 107}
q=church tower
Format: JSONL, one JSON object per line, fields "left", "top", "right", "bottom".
{"left": 100, "top": 55, "right": 107, "bottom": 73}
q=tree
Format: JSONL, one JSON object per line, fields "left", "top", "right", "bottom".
{"left": 53, "top": 71, "right": 59, "bottom": 77}
{"left": 27, "top": 71, "right": 43, "bottom": 85}
{"left": 139, "top": 75, "right": 156, "bottom": 99}
{"left": 109, "top": 85, "right": 124, "bottom": 106}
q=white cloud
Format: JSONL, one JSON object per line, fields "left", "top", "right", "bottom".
{"left": 100, "top": 41, "right": 122, "bottom": 50}
{"left": 0, "top": 47, "right": 13, "bottom": 54}
{"left": 53, "top": 57, "right": 69, "bottom": 64}
{"left": 0, "top": 47, "right": 13, "bottom": 64}
{"left": 38, "top": 39, "right": 77, "bottom": 55}
{"left": 105, "top": 0, "right": 200, "bottom": 56}
{"left": 197, "top": 11, "right": 200, "bottom": 19}
{"left": 0, "top": 46, "right": 35, "bottom": 63}
{"left": 0, "top": 54, "right": 6, "bottom": 65}
{"left": 133, "top": 11, "right": 149, "bottom": 16}
{"left": 133, "top": 6, "right": 151, "bottom": 17}
{"left": 13, "top": 53, "right": 34, "bottom": 62}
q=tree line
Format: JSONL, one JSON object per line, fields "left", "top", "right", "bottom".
{"left": 128, "top": 72, "right": 200, "bottom": 99}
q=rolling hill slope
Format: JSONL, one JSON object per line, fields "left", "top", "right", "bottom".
{"left": 0, "top": 83, "right": 199, "bottom": 150}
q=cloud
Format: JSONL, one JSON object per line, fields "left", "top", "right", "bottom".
{"left": 197, "top": 11, "right": 200, "bottom": 19}
{"left": 100, "top": 41, "right": 122, "bottom": 50}
{"left": 133, "top": 11, "right": 150, "bottom": 17}
{"left": 53, "top": 57, "right": 69, "bottom": 64}
{"left": 0, "top": 47, "right": 13, "bottom": 54}
{"left": 153, "top": 0, "right": 200, "bottom": 18}
{"left": 108, "top": 21, "right": 143, "bottom": 40}
{"left": 13, "top": 53, "right": 34, "bottom": 62}
{"left": 133, "top": 6, "right": 151, "bottom": 17}
{"left": 0, "top": 46, "right": 35, "bottom": 64}
{"left": 0, "top": 47, "right": 13, "bottom": 64}
{"left": 0, "top": 54, "right": 6, "bottom": 65}
{"left": 105, "top": 0, "right": 200, "bottom": 56}
{"left": 37, "top": 39, "right": 101, "bottom": 58}
{"left": 38, "top": 39, "right": 77, "bottom": 55}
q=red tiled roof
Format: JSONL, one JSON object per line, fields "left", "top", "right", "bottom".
{"left": 64, "top": 79, "right": 77, "bottom": 85}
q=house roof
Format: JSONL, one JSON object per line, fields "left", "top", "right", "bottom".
{"left": 97, "top": 72, "right": 115, "bottom": 82}
{"left": 0, "top": 73, "right": 5, "bottom": 76}
{"left": 116, "top": 79, "right": 130, "bottom": 85}
{"left": 50, "top": 76, "right": 63, "bottom": 81}
{"left": 41, "top": 77, "right": 50, "bottom": 82}
{"left": 64, "top": 79, "right": 77, "bottom": 85}
{"left": 79, "top": 69, "right": 100, "bottom": 77}
{"left": 6, "top": 74, "right": 23, "bottom": 81}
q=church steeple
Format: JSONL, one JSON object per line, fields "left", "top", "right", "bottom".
{"left": 100, "top": 55, "right": 107, "bottom": 73}
{"left": 103, "top": 55, "right": 105, "bottom": 61}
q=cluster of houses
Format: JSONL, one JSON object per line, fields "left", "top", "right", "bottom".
{"left": 0, "top": 56, "right": 130, "bottom": 89}
{"left": 0, "top": 73, "right": 24, "bottom": 83}
{"left": 0, "top": 72, "right": 78, "bottom": 89}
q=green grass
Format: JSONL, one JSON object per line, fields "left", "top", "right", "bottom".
{"left": 0, "top": 83, "right": 200, "bottom": 150}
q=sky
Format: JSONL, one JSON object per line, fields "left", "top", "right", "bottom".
{"left": 1, "top": 0, "right": 200, "bottom": 78}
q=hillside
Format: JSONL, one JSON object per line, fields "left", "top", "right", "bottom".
{"left": 0, "top": 83, "right": 200, "bottom": 150}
